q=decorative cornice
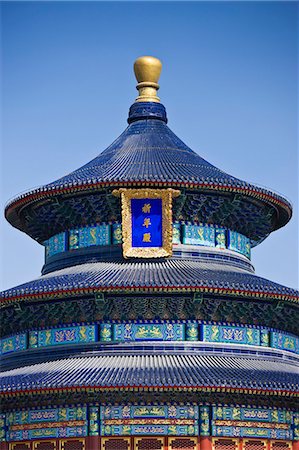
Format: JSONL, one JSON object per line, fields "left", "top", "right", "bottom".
{"left": 1, "top": 384, "right": 298, "bottom": 399}
{"left": 1, "top": 284, "right": 298, "bottom": 307}
{"left": 5, "top": 180, "right": 292, "bottom": 224}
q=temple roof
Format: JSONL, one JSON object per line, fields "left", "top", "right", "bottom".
{"left": 1, "top": 348, "right": 298, "bottom": 396}
{"left": 1, "top": 259, "right": 298, "bottom": 304}
{"left": 5, "top": 58, "right": 292, "bottom": 242}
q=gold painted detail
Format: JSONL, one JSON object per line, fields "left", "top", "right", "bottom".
{"left": 134, "top": 56, "right": 162, "bottom": 103}
{"left": 113, "top": 188, "right": 180, "bottom": 259}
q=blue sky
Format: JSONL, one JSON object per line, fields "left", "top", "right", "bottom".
{"left": 1, "top": 1, "right": 298, "bottom": 290}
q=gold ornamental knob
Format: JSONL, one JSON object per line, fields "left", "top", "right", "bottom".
{"left": 133, "top": 56, "right": 162, "bottom": 103}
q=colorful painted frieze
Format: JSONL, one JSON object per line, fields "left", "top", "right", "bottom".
{"left": 112, "top": 223, "right": 122, "bottom": 244}
{"left": 200, "top": 406, "right": 210, "bottom": 436}
{"left": 0, "top": 333, "right": 27, "bottom": 355}
{"left": 212, "top": 407, "right": 291, "bottom": 423}
{"left": 6, "top": 407, "right": 88, "bottom": 442}
{"left": 100, "top": 405, "right": 198, "bottom": 436}
{"left": 38, "top": 325, "right": 97, "bottom": 347}
{"left": 69, "top": 224, "right": 110, "bottom": 249}
{"left": 211, "top": 425, "right": 292, "bottom": 440}
{"left": 101, "top": 405, "right": 198, "bottom": 420}
{"left": 182, "top": 224, "right": 215, "bottom": 247}
{"left": 45, "top": 232, "right": 67, "bottom": 258}
{"left": 7, "top": 426, "right": 88, "bottom": 441}
{"left": 270, "top": 331, "right": 299, "bottom": 354}
{"left": 202, "top": 325, "right": 260, "bottom": 346}
{"left": 6, "top": 407, "right": 87, "bottom": 426}
{"left": 228, "top": 230, "right": 251, "bottom": 259}
{"left": 89, "top": 407, "right": 100, "bottom": 436}
{"left": 101, "top": 424, "right": 198, "bottom": 436}
{"left": 186, "top": 323, "right": 199, "bottom": 341}
{"left": 215, "top": 228, "right": 226, "bottom": 249}
{"left": 114, "top": 323, "right": 185, "bottom": 341}
{"left": 172, "top": 223, "right": 181, "bottom": 244}
{"left": 211, "top": 406, "right": 293, "bottom": 439}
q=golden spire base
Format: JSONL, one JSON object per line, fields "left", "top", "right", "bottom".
{"left": 134, "top": 56, "right": 162, "bottom": 103}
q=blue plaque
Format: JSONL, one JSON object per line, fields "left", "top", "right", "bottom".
{"left": 131, "top": 199, "right": 162, "bottom": 247}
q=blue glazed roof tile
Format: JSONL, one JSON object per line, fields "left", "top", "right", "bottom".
{"left": 1, "top": 260, "right": 298, "bottom": 301}
{"left": 5, "top": 103, "right": 292, "bottom": 229}
{"left": 0, "top": 352, "right": 298, "bottom": 393}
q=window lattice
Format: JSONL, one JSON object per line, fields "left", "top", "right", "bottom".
{"left": 9, "top": 444, "right": 31, "bottom": 450}
{"left": 243, "top": 440, "right": 266, "bottom": 450}
{"left": 213, "top": 439, "right": 238, "bottom": 450}
{"left": 33, "top": 442, "right": 56, "bottom": 450}
{"left": 270, "top": 442, "right": 292, "bottom": 450}
{"left": 103, "top": 438, "right": 130, "bottom": 450}
{"left": 169, "top": 437, "right": 197, "bottom": 449}
{"left": 60, "top": 440, "right": 85, "bottom": 450}
{"left": 135, "top": 438, "right": 164, "bottom": 450}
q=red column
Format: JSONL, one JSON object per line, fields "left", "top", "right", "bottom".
{"left": 0, "top": 443, "right": 8, "bottom": 450}
{"left": 293, "top": 441, "right": 299, "bottom": 450}
{"left": 85, "top": 435, "right": 100, "bottom": 450}
{"left": 200, "top": 436, "right": 212, "bottom": 450}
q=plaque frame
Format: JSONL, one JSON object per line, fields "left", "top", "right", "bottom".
{"left": 113, "top": 188, "right": 180, "bottom": 258}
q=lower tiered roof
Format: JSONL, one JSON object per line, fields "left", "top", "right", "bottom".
{"left": 1, "top": 344, "right": 298, "bottom": 398}
{"left": 1, "top": 259, "right": 298, "bottom": 304}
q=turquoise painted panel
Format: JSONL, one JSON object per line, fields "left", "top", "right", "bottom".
{"left": 202, "top": 325, "right": 260, "bottom": 346}
{"left": 69, "top": 224, "right": 110, "bottom": 249}
{"left": 200, "top": 406, "right": 210, "bottom": 436}
{"left": 211, "top": 425, "right": 292, "bottom": 440}
{"left": 45, "top": 232, "right": 67, "bottom": 258}
{"left": 101, "top": 424, "right": 198, "bottom": 436}
{"left": 1, "top": 333, "right": 27, "bottom": 355}
{"left": 182, "top": 224, "right": 215, "bottom": 247}
{"left": 100, "top": 405, "right": 199, "bottom": 436}
{"left": 114, "top": 323, "right": 185, "bottom": 341}
{"left": 186, "top": 323, "right": 199, "bottom": 341}
{"left": 112, "top": 223, "right": 122, "bottom": 244}
{"left": 228, "top": 230, "right": 251, "bottom": 259}
{"left": 89, "top": 407, "right": 100, "bottom": 436}
{"left": 38, "top": 325, "right": 97, "bottom": 347}
{"left": 6, "top": 407, "right": 87, "bottom": 425}
{"left": 0, "top": 414, "right": 5, "bottom": 442}
{"left": 270, "top": 331, "right": 299, "bottom": 354}
{"left": 172, "top": 223, "right": 181, "bottom": 244}
{"left": 212, "top": 407, "right": 290, "bottom": 423}
{"left": 6, "top": 407, "right": 88, "bottom": 441}
{"left": 215, "top": 228, "right": 226, "bottom": 249}
{"left": 260, "top": 329, "right": 270, "bottom": 347}
{"left": 7, "top": 426, "right": 88, "bottom": 441}
{"left": 293, "top": 412, "right": 299, "bottom": 440}
{"left": 100, "top": 323, "right": 113, "bottom": 341}
{"left": 101, "top": 405, "right": 198, "bottom": 420}
{"left": 29, "top": 330, "right": 39, "bottom": 348}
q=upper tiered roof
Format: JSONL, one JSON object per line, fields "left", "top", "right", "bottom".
{"left": 5, "top": 56, "right": 291, "bottom": 245}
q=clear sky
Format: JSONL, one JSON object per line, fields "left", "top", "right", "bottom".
{"left": 1, "top": 1, "right": 298, "bottom": 291}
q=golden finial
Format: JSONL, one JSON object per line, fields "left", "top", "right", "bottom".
{"left": 134, "top": 56, "right": 162, "bottom": 103}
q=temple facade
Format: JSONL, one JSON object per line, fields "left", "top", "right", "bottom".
{"left": 1, "top": 56, "right": 298, "bottom": 450}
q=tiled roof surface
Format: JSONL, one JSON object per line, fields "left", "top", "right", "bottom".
{"left": 1, "top": 260, "right": 298, "bottom": 302}
{"left": 5, "top": 104, "right": 292, "bottom": 230}
{"left": 1, "top": 351, "right": 298, "bottom": 394}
